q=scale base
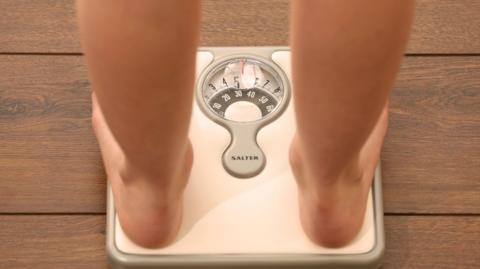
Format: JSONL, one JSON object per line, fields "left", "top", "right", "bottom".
{"left": 106, "top": 47, "right": 385, "bottom": 269}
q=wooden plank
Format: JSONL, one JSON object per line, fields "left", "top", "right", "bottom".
{"left": 383, "top": 216, "right": 480, "bottom": 268}
{"left": 0, "top": 0, "right": 79, "bottom": 53}
{"left": 0, "top": 0, "right": 479, "bottom": 53}
{"left": 0, "top": 55, "right": 479, "bottom": 213}
{"left": 0, "top": 216, "right": 107, "bottom": 269}
{"left": 383, "top": 56, "right": 480, "bottom": 213}
{"left": 0, "top": 56, "right": 106, "bottom": 213}
{"left": 0, "top": 215, "right": 478, "bottom": 268}
{"left": 407, "top": 0, "right": 480, "bottom": 54}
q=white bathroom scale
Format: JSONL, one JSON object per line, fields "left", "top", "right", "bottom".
{"left": 106, "top": 47, "right": 385, "bottom": 269}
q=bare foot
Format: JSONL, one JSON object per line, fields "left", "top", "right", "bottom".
{"left": 91, "top": 93, "right": 192, "bottom": 248}
{"left": 290, "top": 106, "right": 388, "bottom": 247}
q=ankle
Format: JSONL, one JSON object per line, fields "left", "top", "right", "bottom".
{"left": 290, "top": 136, "right": 364, "bottom": 189}
{"left": 119, "top": 141, "right": 193, "bottom": 191}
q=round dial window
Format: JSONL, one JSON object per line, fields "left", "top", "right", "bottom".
{"left": 201, "top": 58, "right": 285, "bottom": 123}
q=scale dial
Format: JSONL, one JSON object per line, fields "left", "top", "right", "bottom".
{"left": 202, "top": 58, "right": 286, "bottom": 123}
{"left": 197, "top": 55, "right": 290, "bottom": 178}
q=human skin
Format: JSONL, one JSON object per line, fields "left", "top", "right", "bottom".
{"left": 76, "top": 0, "right": 200, "bottom": 247}
{"left": 289, "top": 0, "right": 414, "bottom": 246}
{"left": 77, "top": 0, "right": 414, "bottom": 248}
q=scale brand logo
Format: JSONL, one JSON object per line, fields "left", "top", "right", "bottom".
{"left": 231, "top": 155, "right": 259, "bottom": 161}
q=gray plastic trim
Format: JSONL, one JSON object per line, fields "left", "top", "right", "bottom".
{"left": 107, "top": 165, "right": 384, "bottom": 269}
{"left": 106, "top": 47, "right": 385, "bottom": 269}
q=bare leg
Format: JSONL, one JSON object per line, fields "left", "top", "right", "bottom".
{"left": 290, "top": 0, "right": 414, "bottom": 247}
{"left": 76, "top": 0, "right": 200, "bottom": 247}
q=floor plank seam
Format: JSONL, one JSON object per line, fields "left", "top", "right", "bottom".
{"left": 0, "top": 212, "right": 106, "bottom": 216}
{"left": 384, "top": 212, "right": 480, "bottom": 217}
{"left": 404, "top": 53, "right": 480, "bottom": 57}
{"left": 0, "top": 52, "right": 82, "bottom": 56}
{"left": 0, "top": 52, "right": 480, "bottom": 57}
{"left": 1, "top": 212, "right": 479, "bottom": 217}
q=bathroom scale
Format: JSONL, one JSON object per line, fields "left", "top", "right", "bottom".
{"left": 106, "top": 47, "right": 385, "bottom": 269}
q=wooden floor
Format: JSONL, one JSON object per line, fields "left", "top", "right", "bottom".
{"left": 0, "top": 1, "right": 479, "bottom": 268}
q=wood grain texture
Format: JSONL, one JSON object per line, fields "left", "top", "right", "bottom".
{"left": 383, "top": 56, "right": 480, "bottom": 213}
{"left": 382, "top": 216, "right": 480, "bottom": 269}
{"left": 0, "top": 215, "right": 478, "bottom": 269}
{"left": 1, "top": 1, "right": 478, "bottom": 268}
{"left": 0, "top": 0, "right": 79, "bottom": 53}
{"left": 0, "top": 0, "right": 479, "bottom": 53}
{"left": 0, "top": 55, "right": 105, "bottom": 213}
{"left": 0, "top": 216, "right": 107, "bottom": 269}
{"left": 0, "top": 55, "right": 479, "bottom": 214}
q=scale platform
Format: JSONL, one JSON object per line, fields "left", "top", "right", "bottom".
{"left": 107, "top": 47, "right": 385, "bottom": 269}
